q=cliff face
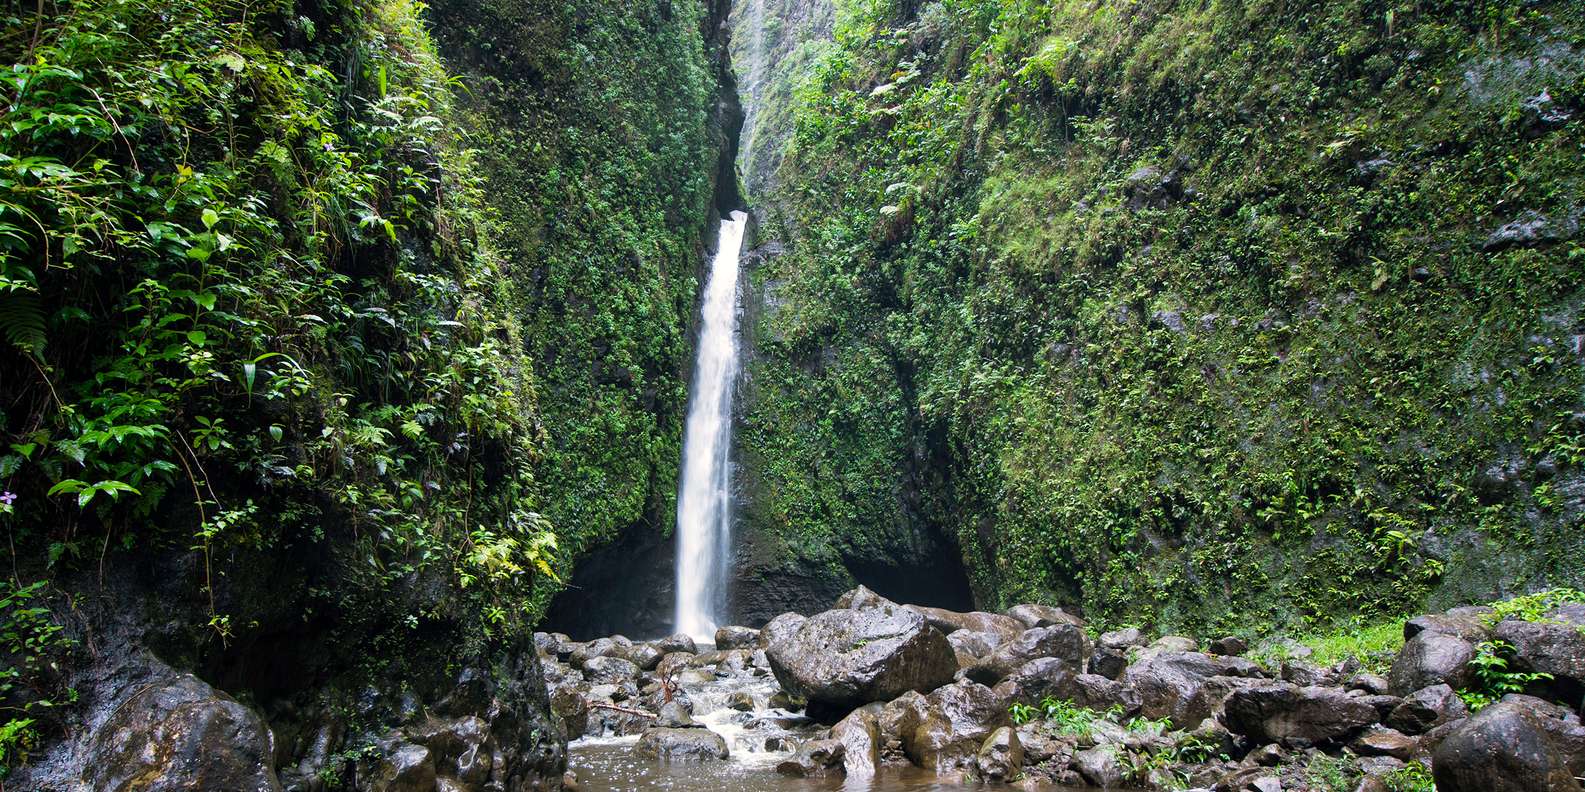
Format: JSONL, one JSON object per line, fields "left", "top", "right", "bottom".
{"left": 735, "top": 0, "right": 1585, "bottom": 633}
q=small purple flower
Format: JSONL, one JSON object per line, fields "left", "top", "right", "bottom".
{"left": 0, "top": 492, "right": 14, "bottom": 506}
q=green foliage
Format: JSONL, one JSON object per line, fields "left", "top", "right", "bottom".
{"left": 1460, "top": 638, "right": 1553, "bottom": 710}
{"left": 1381, "top": 761, "right": 1437, "bottom": 792}
{"left": 0, "top": 581, "right": 73, "bottom": 777}
{"left": 743, "top": 0, "right": 1585, "bottom": 633}
{"left": 1254, "top": 620, "right": 1405, "bottom": 675}
{"left": 1487, "top": 587, "right": 1585, "bottom": 625}
{"left": 0, "top": 0, "right": 559, "bottom": 698}
{"left": 1304, "top": 753, "right": 1361, "bottom": 792}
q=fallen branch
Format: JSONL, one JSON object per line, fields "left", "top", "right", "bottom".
{"left": 587, "top": 702, "right": 656, "bottom": 719}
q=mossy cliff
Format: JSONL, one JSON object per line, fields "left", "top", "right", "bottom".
{"left": 0, "top": 0, "right": 739, "bottom": 781}
{"left": 738, "top": 0, "right": 1585, "bottom": 635}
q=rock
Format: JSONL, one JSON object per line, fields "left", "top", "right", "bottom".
{"left": 726, "top": 691, "right": 755, "bottom": 712}
{"left": 906, "top": 679, "right": 1009, "bottom": 771}
{"left": 82, "top": 673, "right": 284, "bottom": 792}
{"left": 948, "top": 629, "right": 1002, "bottom": 668}
{"left": 1221, "top": 682, "right": 1379, "bottom": 745}
{"left": 878, "top": 690, "right": 929, "bottom": 761}
{"left": 1389, "top": 631, "right": 1475, "bottom": 695}
{"left": 834, "top": 584, "right": 895, "bottom": 610}
{"left": 1016, "top": 723, "right": 1074, "bottom": 764}
{"left": 776, "top": 738, "right": 844, "bottom": 777}
{"left": 1075, "top": 745, "right": 1125, "bottom": 787}
{"left": 910, "top": 605, "right": 1025, "bottom": 639}
{"left": 1432, "top": 695, "right": 1583, "bottom": 792}
{"left": 408, "top": 715, "right": 494, "bottom": 786}
{"left": 1351, "top": 727, "right": 1419, "bottom": 760}
{"left": 1349, "top": 673, "right": 1391, "bottom": 695}
{"left": 628, "top": 643, "right": 664, "bottom": 671}
{"left": 1355, "top": 693, "right": 1406, "bottom": 721}
{"left": 977, "top": 726, "right": 1024, "bottom": 780}
{"left": 655, "top": 651, "right": 695, "bottom": 678}
{"left": 1210, "top": 637, "right": 1249, "bottom": 656}
{"left": 1387, "top": 684, "right": 1469, "bottom": 735}
{"left": 1405, "top": 613, "right": 1492, "bottom": 644}
{"left": 1151, "top": 636, "right": 1200, "bottom": 654}
{"left": 635, "top": 727, "right": 730, "bottom": 761}
{"left": 758, "top": 613, "right": 807, "bottom": 649}
{"left": 370, "top": 744, "right": 437, "bottom": 792}
{"left": 1100, "top": 627, "right": 1147, "bottom": 649}
{"left": 654, "top": 633, "right": 699, "bottom": 654}
{"left": 1004, "top": 604, "right": 1085, "bottom": 630}
{"left": 1090, "top": 645, "right": 1130, "bottom": 680}
{"left": 533, "top": 631, "right": 557, "bottom": 656}
{"left": 656, "top": 700, "right": 696, "bottom": 728}
{"left": 1495, "top": 618, "right": 1585, "bottom": 704}
{"left": 714, "top": 625, "right": 759, "bottom": 649}
{"left": 991, "top": 657, "right": 1079, "bottom": 705}
{"left": 1122, "top": 652, "right": 1262, "bottom": 727}
{"left": 766, "top": 602, "right": 956, "bottom": 713}
{"left": 966, "top": 624, "right": 1092, "bottom": 684}
{"left": 582, "top": 655, "right": 640, "bottom": 686}
{"left": 571, "top": 636, "right": 634, "bottom": 668}
{"left": 1071, "top": 673, "right": 1141, "bottom": 716}
{"left": 832, "top": 706, "right": 882, "bottom": 776}
{"left": 551, "top": 685, "right": 590, "bottom": 736}
{"left": 1483, "top": 209, "right": 1579, "bottom": 252}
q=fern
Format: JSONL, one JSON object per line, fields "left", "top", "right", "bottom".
{"left": 0, "top": 291, "right": 45, "bottom": 357}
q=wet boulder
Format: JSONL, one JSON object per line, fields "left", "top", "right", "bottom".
{"left": 766, "top": 602, "right": 956, "bottom": 713}
{"left": 906, "top": 679, "right": 1009, "bottom": 771}
{"left": 1221, "top": 682, "right": 1378, "bottom": 745}
{"left": 1004, "top": 604, "right": 1085, "bottom": 630}
{"left": 1432, "top": 695, "right": 1584, "bottom": 792}
{"left": 367, "top": 743, "right": 436, "bottom": 792}
{"left": 1495, "top": 618, "right": 1585, "bottom": 705}
{"left": 714, "top": 625, "right": 759, "bottom": 650}
{"left": 976, "top": 726, "right": 1024, "bottom": 780}
{"left": 1389, "top": 631, "right": 1476, "bottom": 695}
{"left": 628, "top": 643, "right": 664, "bottom": 672}
{"left": 1406, "top": 613, "right": 1492, "bottom": 644}
{"left": 966, "top": 624, "right": 1091, "bottom": 684}
{"left": 909, "top": 605, "right": 1024, "bottom": 639}
{"left": 991, "top": 657, "right": 1078, "bottom": 705}
{"left": 636, "top": 727, "right": 730, "bottom": 761}
{"left": 831, "top": 705, "right": 882, "bottom": 776}
{"left": 947, "top": 629, "right": 1002, "bottom": 669}
{"left": 83, "top": 673, "right": 283, "bottom": 792}
{"left": 1209, "top": 636, "right": 1249, "bottom": 656}
{"left": 1351, "top": 727, "right": 1419, "bottom": 760}
{"left": 776, "top": 738, "right": 845, "bottom": 777}
{"left": 571, "top": 636, "right": 634, "bottom": 668}
{"left": 834, "top": 584, "right": 896, "bottom": 610}
{"left": 758, "top": 612, "right": 807, "bottom": 649}
{"left": 654, "top": 633, "right": 699, "bottom": 654}
{"left": 1387, "top": 684, "right": 1468, "bottom": 734}
{"left": 582, "top": 655, "right": 640, "bottom": 686}
{"left": 1074, "top": 745, "right": 1126, "bottom": 787}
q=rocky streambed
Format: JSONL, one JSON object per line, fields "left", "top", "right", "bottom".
{"left": 543, "top": 587, "right": 1585, "bottom": 792}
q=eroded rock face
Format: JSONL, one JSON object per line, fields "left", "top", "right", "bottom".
{"left": 831, "top": 705, "right": 882, "bottom": 776}
{"left": 1220, "top": 682, "right": 1379, "bottom": 746}
{"left": 84, "top": 673, "right": 283, "bottom": 792}
{"left": 1432, "top": 695, "right": 1583, "bottom": 792}
{"left": 766, "top": 602, "right": 956, "bottom": 713}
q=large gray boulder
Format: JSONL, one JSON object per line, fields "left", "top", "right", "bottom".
{"left": 1390, "top": 631, "right": 1476, "bottom": 695}
{"left": 1220, "top": 682, "right": 1379, "bottom": 745}
{"left": 766, "top": 602, "right": 956, "bottom": 713}
{"left": 1432, "top": 695, "right": 1583, "bottom": 792}
{"left": 714, "top": 625, "right": 759, "bottom": 650}
{"left": 83, "top": 674, "right": 283, "bottom": 792}
{"left": 757, "top": 612, "right": 807, "bottom": 649}
{"left": 966, "top": 624, "right": 1092, "bottom": 684}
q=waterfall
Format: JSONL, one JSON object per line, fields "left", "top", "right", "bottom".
{"left": 674, "top": 211, "right": 749, "bottom": 642}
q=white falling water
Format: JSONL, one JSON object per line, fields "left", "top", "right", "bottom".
{"left": 674, "top": 211, "right": 749, "bottom": 642}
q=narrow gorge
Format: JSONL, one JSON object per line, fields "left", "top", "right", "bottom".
{"left": 0, "top": 0, "right": 1582, "bottom": 791}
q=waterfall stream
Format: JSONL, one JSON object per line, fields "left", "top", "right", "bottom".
{"left": 674, "top": 211, "right": 749, "bottom": 641}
